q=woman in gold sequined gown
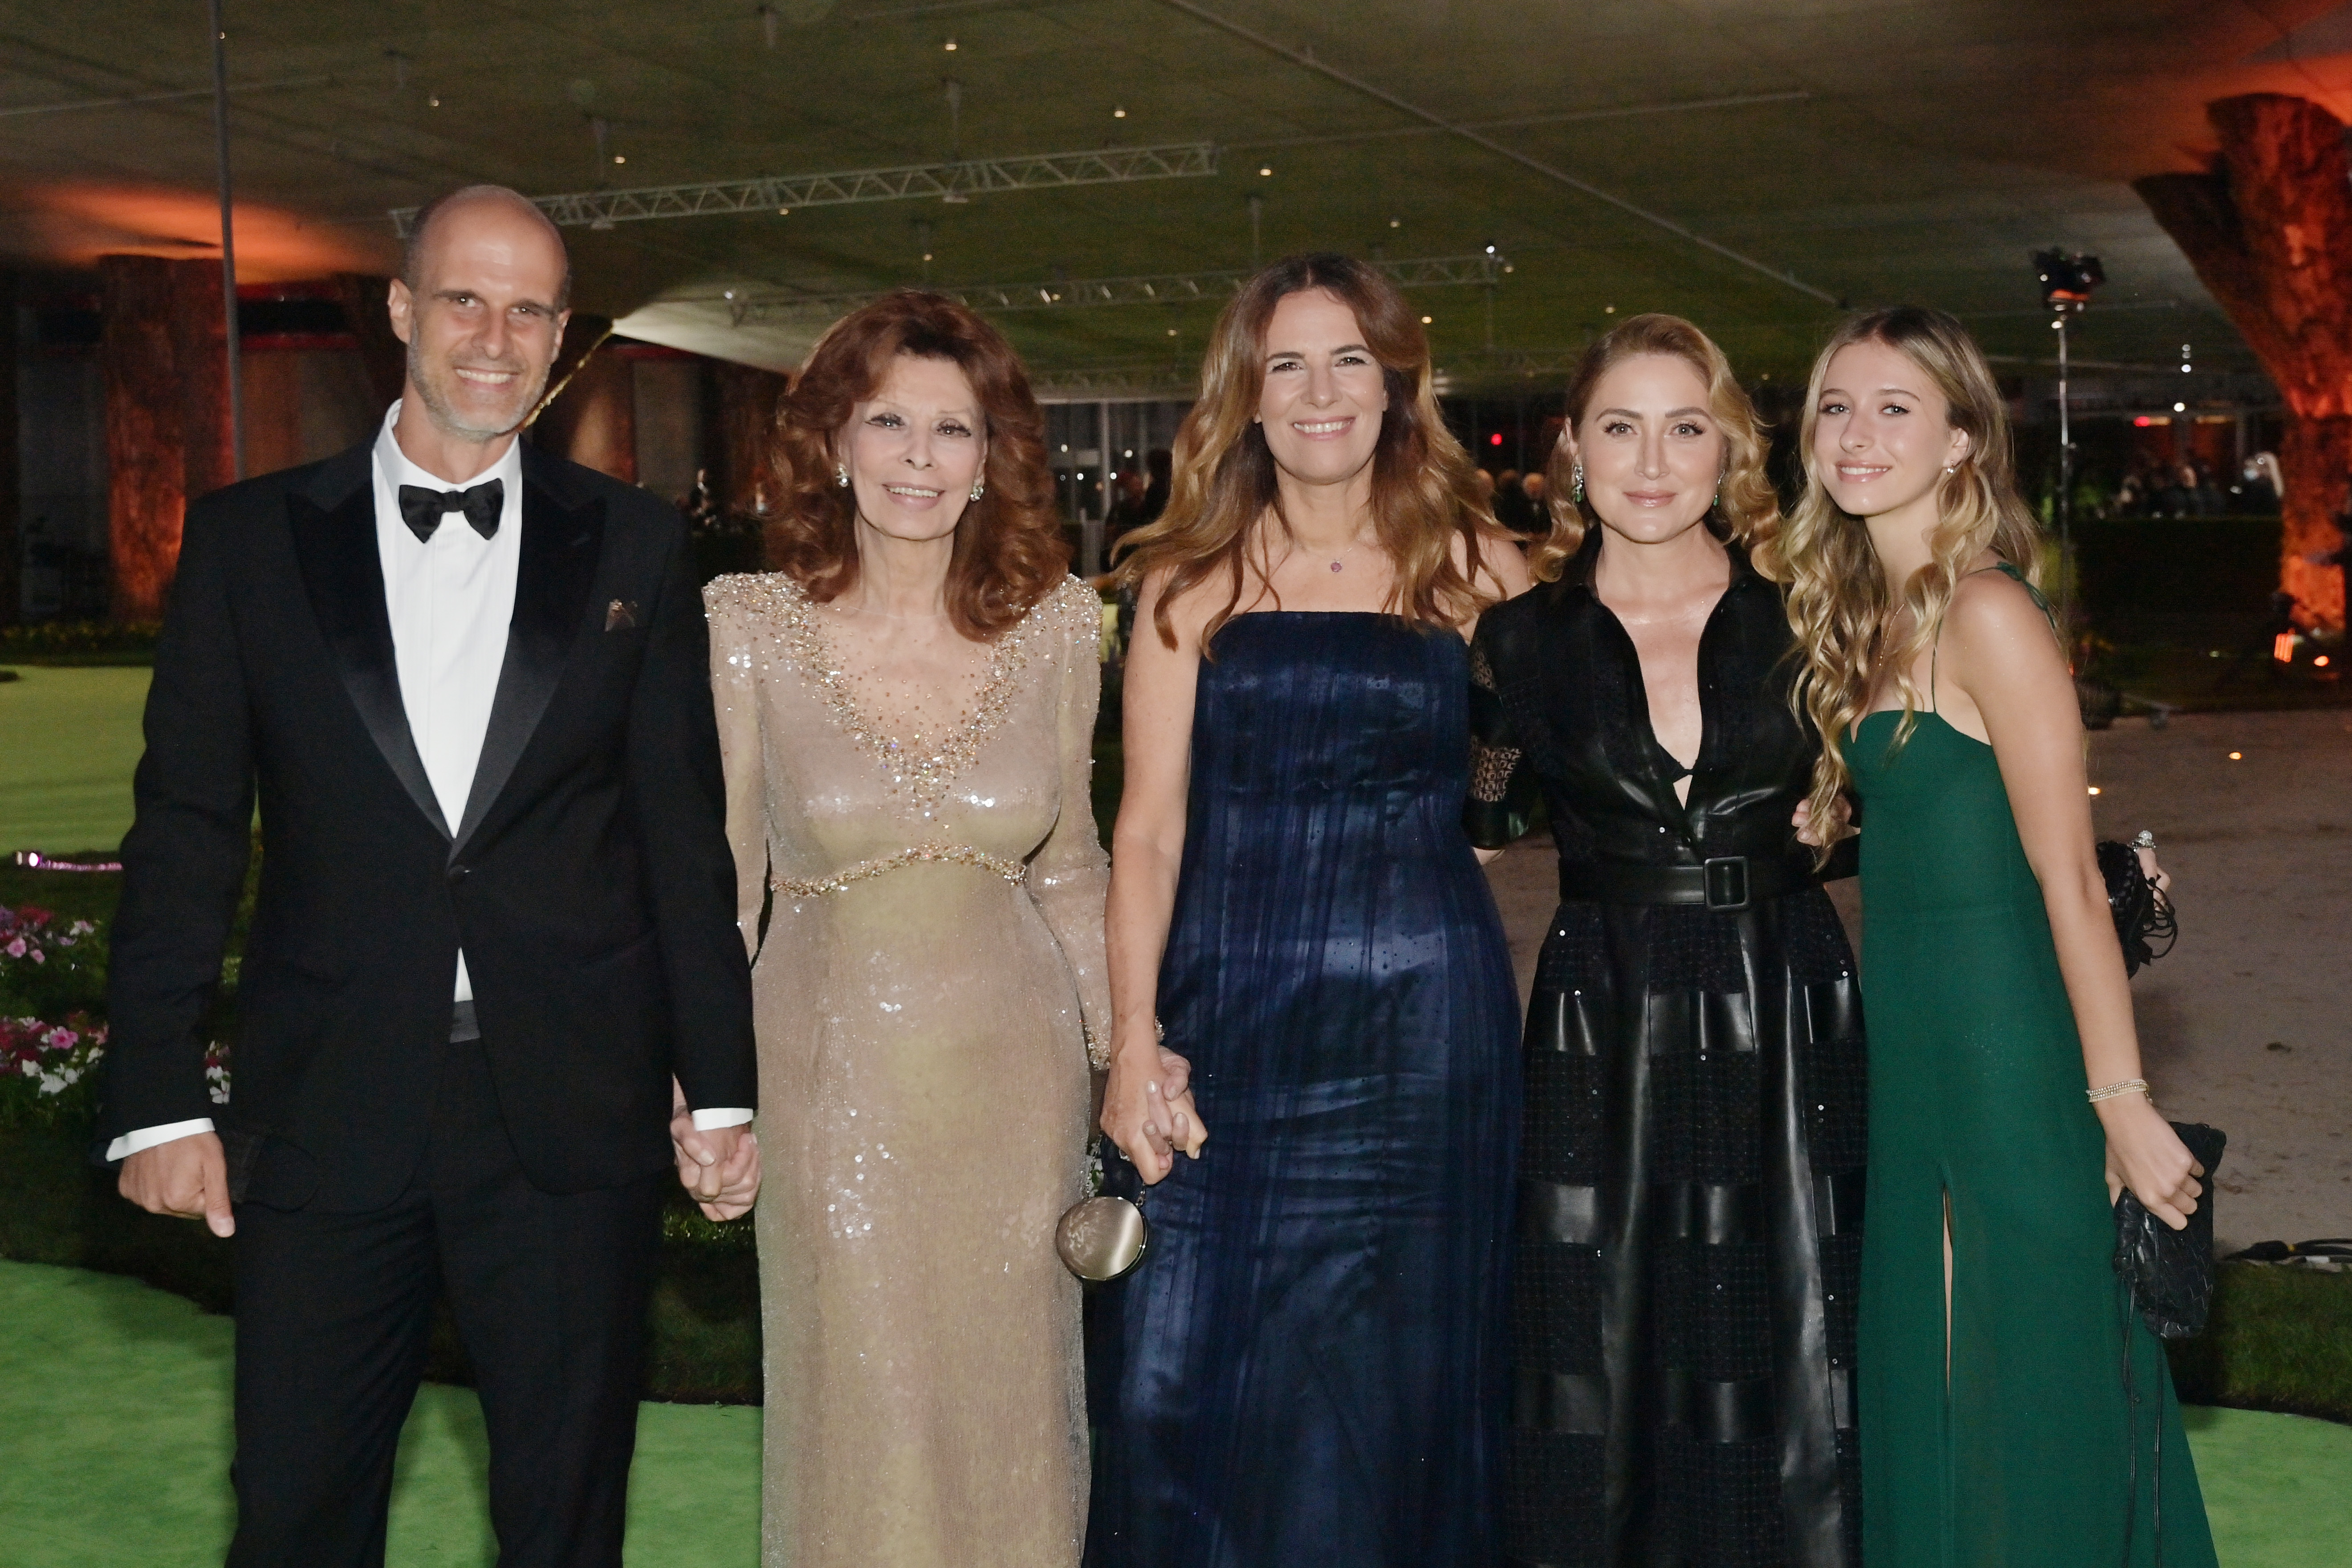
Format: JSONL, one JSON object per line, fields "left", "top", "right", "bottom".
{"left": 702, "top": 293, "right": 1123, "bottom": 1568}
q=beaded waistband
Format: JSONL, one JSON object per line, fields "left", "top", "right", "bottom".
{"left": 771, "top": 842, "right": 1029, "bottom": 898}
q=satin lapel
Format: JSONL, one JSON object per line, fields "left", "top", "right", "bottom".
{"left": 289, "top": 476, "right": 452, "bottom": 841}
{"left": 451, "top": 475, "right": 606, "bottom": 858}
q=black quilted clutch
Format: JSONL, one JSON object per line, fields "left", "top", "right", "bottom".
{"left": 2097, "top": 838, "right": 2177, "bottom": 977}
{"left": 2112, "top": 1121, "right": 2226, "bottom": 1340}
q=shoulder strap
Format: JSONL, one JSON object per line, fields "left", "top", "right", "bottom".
{"left": 1979, "top": 559, "right": 2059, "bottom": 634}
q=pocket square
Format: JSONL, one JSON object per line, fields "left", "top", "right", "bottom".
{"left": 605, "top": 598, "right": 640, "bottom": 631}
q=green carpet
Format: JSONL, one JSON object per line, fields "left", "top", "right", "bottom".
{"left": 1, "top": 1261, "right": 2346, "bottom": 1566}
{"left": 0, "top": 666, "right": 151, "bottom": 856}
{"left": 0, "top": 1260, "right": 758, "bottom": 1566}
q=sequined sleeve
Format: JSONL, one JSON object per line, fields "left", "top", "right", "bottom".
{"left": 703, "top": 574, "right": 772, "bottom": 960}
{"left": 1024, "top": 577, "right": 1115, "bottom": 1069}
{"left": 1466, "top": 620, "right": 1537, "bottom": 849}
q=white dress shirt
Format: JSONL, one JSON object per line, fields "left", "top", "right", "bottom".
{"left": 111, "top": 403, "right": 748, "bottom": 1159}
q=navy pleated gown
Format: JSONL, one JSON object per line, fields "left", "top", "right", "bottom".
{"left": 1086, "top": 611, "right": 1521, "bottom": 1567}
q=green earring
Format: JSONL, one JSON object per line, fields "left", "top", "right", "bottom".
{"left": 1570, "top": 462, "right": 1585, "bottom": 507}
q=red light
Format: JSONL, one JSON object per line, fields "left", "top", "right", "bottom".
{"left": 1489, "top": 433, "right": 1503, "bottom": 446}
{"left": 2132, "top": 416, "right": 2153, "bottom": 427}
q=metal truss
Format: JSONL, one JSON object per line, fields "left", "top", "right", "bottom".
{"left": 1028, "top": 363, "right": 1206, "bottom": 402}
{"left": 389, "top": 142, "right": 1218, "bottom": 235}
{"left": 723, "top": 252, "right": 1509, "bottom": 325}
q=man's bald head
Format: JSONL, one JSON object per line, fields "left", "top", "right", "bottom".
{"left": 387, "top": 184, "right": 573, "bottom": 454}
{"left": 402, "top": 184, "right": 571, "bottom": 309}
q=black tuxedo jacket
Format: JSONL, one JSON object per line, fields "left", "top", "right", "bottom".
{"left": 98, "top": 437, "right": 758, "bottom": 1212}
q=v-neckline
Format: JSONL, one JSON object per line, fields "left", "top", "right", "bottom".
{"left": 1591, "top": 584, "right": 1728, "bottom": 809}
{"left": 779, "top": 578, "right": 1024, "bottom": 809}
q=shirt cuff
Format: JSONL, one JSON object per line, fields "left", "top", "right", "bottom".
{"left": 106, "top": 1118, "right": 217, "bottom": 1162}
{"left": 690, "top": 1107, "right": 754, "bottom": 1131}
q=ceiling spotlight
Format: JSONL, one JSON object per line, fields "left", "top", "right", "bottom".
{"left": 1166, "top": 327, "right": 1178, "bottom": 337}
{"left": 1258, "top": 165, "right": 1273, "bottom": 177}
{"left": 1502, "top": 263, "right": 1514, "bottom": 273}
{"left": 922, "top": 251, "right": 933, "bottom": 261}
{"left": 2174, "top": 402, "right": 2186, "bottom": 412}
{"left": 1389, "top": 217, "right": 1400, "bottom": 228}
{"left": 428, "top": 95, "right": 441, "bottom": 107}
{"left": 723, "top": 289, "right": 736, "bottom": 299}
{"left": 613, "top": 154, "right": 626, "bottom": 164}
{"left": 1420, "top": 315, "right": 1433, "bottom": 324}
{"left": 1113, "top": 106, "right": 1127, "bottom": 118}
{"left": 943, "top": 37, "right": 957, "bottom": 50}
{"left": 777, "top": 207, "right": 791, "bottom": 216}
{"left": 1484, "top": 243, "right": 1497, "bottom": 255}
{"left": 1604, "top": 305, "right": 1615, "bottom": 314}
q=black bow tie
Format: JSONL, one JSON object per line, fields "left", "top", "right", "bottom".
{"left": 397, "top": 479, "right": 504, "bottom": 544}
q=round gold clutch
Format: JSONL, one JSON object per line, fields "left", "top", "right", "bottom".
{"left": 1055, "top": 1194, "right": 1149, "bottom": 1282}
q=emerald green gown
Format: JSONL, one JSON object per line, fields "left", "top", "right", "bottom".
{"left": 1847, "top": 704, "right": 2216, "bottom": 1568}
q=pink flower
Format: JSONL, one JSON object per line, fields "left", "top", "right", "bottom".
{"left": 4, "top": 938, "right": 23, "bottom": 958}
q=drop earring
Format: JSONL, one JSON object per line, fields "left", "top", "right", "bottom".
{"left": 835, "top": 463, "right": 850, "bottom": 487}
{"left": 1570, "top": 461, "right": 1585, "bottom": 508}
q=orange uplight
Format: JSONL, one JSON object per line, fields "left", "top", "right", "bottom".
{"left": 2273, "top": 632, "right": 2297, "bottom": 663}
{"left": 2317, "top": 655, "right": 2333, "bottom": 668}
{"left": 2228, "top": 751, "right": 2243, "bottom": 760}
{"left": 0, "top": 180, "right": 393, "bottom": 281}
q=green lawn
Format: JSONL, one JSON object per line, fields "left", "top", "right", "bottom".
{"left": 0, "top": 666, "right": 150, "bottom": 857}
{"left": 1, "top": 1258, "right": 2344, "bottom": 1568}
{"left": 0, "top": 1261, "right": 760, "bottom": 1567}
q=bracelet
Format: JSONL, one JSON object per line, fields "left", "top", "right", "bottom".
{"left": 2086, "top": 1077, "right": 2150, "bottom": 1104}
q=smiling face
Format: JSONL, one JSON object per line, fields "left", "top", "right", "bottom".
{"left": 1256, "top": 288, "right": 1389, "bottom": 488}
{"left": 838, "top": 353, "right": 986, "bottom": 546}
{"left": 1811, "top": 337, "right": 1971, "bottom": 521}
{"left": 388, "top": 194, "right": 569, "bottom": 443}
{"left": 1567, "top": 352, "right": 1723, "bottom": 548}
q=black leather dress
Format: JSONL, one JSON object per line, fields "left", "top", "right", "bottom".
{"left": 1468, "top": 535, "right": 1866, "bottom": 1568}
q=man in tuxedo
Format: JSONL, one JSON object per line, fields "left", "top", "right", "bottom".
{"left": 100, "top": 184, "right": 760, "bottom": 1567}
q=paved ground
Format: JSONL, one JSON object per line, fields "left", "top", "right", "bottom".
{"left": 1481, "top": 707, "right": 2352, "bottom": 1255}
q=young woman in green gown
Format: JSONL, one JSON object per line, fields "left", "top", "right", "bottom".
{"left": 1769, "top": 306, "right": 2216, "bottom": 1567}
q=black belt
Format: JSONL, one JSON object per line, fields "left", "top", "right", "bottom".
{"left": 1557, "top": 854, "right": 1816, "bottom": 912}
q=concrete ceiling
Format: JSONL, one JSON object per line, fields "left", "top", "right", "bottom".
{"left": 6, "top": 0, "right": 2352, "bottom": 387}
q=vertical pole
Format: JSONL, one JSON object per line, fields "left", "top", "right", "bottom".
{"left": 2056, "top": 313, "right": 2072, "bottom": 635}
{"left": 1087, "top": 398, "right": 1110, "bottom": 576}
{"left": 1247, "top": 194, "right": 1262, "bottom": 269}
{"left": 209, "top": 0, "right": 244, "bottom": 479}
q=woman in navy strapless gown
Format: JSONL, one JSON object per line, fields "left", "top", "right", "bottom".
{"left": 1087, "top": 254, "right": 1529, "bottom": 1567}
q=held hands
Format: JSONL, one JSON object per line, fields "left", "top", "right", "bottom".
{"left": 1792, "top": 796, "right": 1851, "bottom": 849}
{"left": 2099, "top": 1093, "right": 2204, "bottom": 1231}
{"left": 671, "top": 1077, "right": 761, "bottom": 1221}
{"left": 1100, "top": 1040, "right": 1208, "bottom": 1186}
{"left": 118, "top": 1130, "right": 236, "bottom": 1238}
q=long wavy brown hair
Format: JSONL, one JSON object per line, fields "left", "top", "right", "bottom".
{"left": 767, "top": 290, "right": 1068, "bottom": 640}
{"left": 1528, "top": 312, "right": 1781, "bottom": 582}
{"left": 1114, "top": 253, "right": 1508, "bottom": 648}
{"left": 1781, "top": 305, "right": 2046, "bottom": 855}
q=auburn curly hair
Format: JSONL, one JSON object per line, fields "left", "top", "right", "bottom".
{"left": 766, "top": 290, "right": 1068, "bottom": 641}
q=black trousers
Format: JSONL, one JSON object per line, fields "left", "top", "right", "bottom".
{"left": 224, "top": 1031, "right": 665, "bottom": 1568}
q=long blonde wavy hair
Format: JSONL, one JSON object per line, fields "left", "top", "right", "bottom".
{"left": 1527, "top": 312, "right": 1781, "bottom": 581}
{"left": 1779, "top": 305, "right": 2046, "bottom": 853}
{"left": 1115, "top": 252, "right": 1508, "bottom": 648}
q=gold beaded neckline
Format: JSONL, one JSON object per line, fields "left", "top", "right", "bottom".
{"left": 762, "top": 576, "right": 1039, "bottom": 812}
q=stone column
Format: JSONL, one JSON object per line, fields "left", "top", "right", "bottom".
{"left": 2137, "top": 93, "right": 2352, "bottom": 629}
{"left": 0, "top": 270, "right": 20, "bottom": 626}
{"left": 100, "top": 256, "right": 185, "bottom": 623}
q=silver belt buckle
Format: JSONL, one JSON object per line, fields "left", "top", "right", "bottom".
{"left": 1702, "top": 855, "right": 1751, "bottom": 911}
